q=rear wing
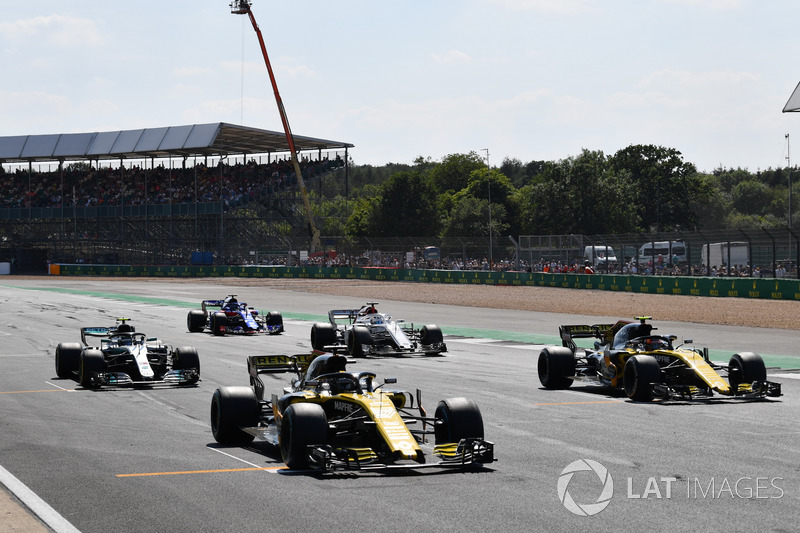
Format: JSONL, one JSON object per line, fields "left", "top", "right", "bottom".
{"left": 558, "top": 323, "right": 619, "bottom": 352}
{"left": 81, "top": 327, "right": 111, "bottom": 346}
{"left": 328, "top": 309, "right": 359, "bottom": 325}
{"left": 247, "top": 353, "right": 320, "bottom": 378}
{"left": 201, "top": 300, "right": 225, "bottom": 312}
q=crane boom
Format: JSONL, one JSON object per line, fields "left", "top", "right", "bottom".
{"left": 230, "top": 0, "right": 320, "bottom": 252}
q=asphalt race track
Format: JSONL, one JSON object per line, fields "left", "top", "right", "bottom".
{"left": 1, "top": 278, "right": 799, "bottom": 533}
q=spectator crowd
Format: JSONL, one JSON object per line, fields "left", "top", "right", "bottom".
{"left": 0, "top": 155, "right": 344, "bottom": 210}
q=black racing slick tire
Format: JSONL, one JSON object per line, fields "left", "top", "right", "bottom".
{"left": 434, "top": 397, "right": 484, "bottom": 445}
{"left": 79, "top": 349, "right": 106, "bottom": 388}
{"left": 265, "top": 311, "right": 283, "bottom": 333}
{"left": 420, "top": 324, "right": 443, "bottom": 345}
{"left": 211, "top": 312, "right": 227, "bottom": 336}
{"left": 173, "top": 346, "right": 200, "bottom": 384}
{"left": 311, "top": 322, "right": 337, "bottom": 351}
{"left": 280, "top": 403, "right": 328, "bottom": 470}
{"left": 623, "top": 355, "right": 661, "bottom": 401}
{"left": 728, "top": 352, "right": 767, "bottom": 391}
{"left": 537, "top": 347, "right": 576, "bottom": 389}
{"left": 347, "top": 325, "right": 372, "bottom": 357}
{"left": 210, "top": 386, "right": 259, "bottom": 445}
{"left": 187, "top": 310, "right": 207, "bottom": 333}
{"left": 55, "top": 342, "right": 81, "bottom": 379}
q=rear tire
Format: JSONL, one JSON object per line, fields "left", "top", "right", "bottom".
{"left": 537, "top": 347, "right": 576, "bottom": 389}
{"left": 280, "top": 403, "right": 328, "bottom": 469}
{"left": 434, "top": 397, "right": 484, "bottom": 444}
{"left": 210, "top": 386, "right": 259, "bottom": 445}
{"left": 728, "top": 352, "right": 766, "bottom": 391}
{"left": 187, "top": 310, "right": 206, "bottom": 333}
{"left": 211, "top": 312, "right": 227, "bottom": 336}
{"left": 79, "top": 349, "right": 106, "bottom": 388}
{"left": 55, "top": 342, "right": 81, "bottom": 379}
{"left": 311, "top": 322, "right": 337, "bottom": 351}
{"left": 623, "top": 355, "right": 661, "bottom": 401}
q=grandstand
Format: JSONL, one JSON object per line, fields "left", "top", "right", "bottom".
{"left": 0, "top": 123, "right": 353, "bottom": 272}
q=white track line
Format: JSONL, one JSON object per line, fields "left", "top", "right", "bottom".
{"left": 0, "top": 465, "right": 81, "bottom": 533}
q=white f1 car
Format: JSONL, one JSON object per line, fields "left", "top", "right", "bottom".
{"left": 55, "top": 318, "right": 200, "bottom": 388}
{"left": 310, "top": 302, "right": 446, "bottom": 357}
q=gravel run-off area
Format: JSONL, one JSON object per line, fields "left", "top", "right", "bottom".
{"left": 115, "top": 277, "right": 800, "bottom": 331}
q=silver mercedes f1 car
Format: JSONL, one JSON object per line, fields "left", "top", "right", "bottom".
{"left": 55, "top": 318, "right": 200, "bottom": 388}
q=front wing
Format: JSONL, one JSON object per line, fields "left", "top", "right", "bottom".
{"left": 306, "top": 438, "right": 495, "bottom": 472}
{"left": 82, "top": 369, "right": 200, "bottom": 388}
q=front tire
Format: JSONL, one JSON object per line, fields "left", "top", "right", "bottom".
{"left": 265, "top": 311, "right": 283, "bottom": 334}
{"left": 623, "top": 355, "right": 661, "bottom": 401}
{"left": 537, "top": 347, "right": 576, "bottom": 389}
{"left": 434, "top": 397, "right": 484, "bottom": 444}
{"left": 280, "top": 403, "right": 328, "bottom": 469}
{"left": 728, "top": 352, "right": 766, "bottom": 391}
{"left": 55, "top": 342, "right": 81, "bottom": 379}
{"left": 79, "top": 349, "right": 106, "bottom": 388}
{"left": 211, "top": 312, "right": 227, "bottom": 336}
{"left": 173, "top": 346, "right": 200, "bottom": 384}
{"left": 347, "top": 325, "right": 372, "bottom": 357}
{"left": 210, "top": 386, "right": 259, "bottom": 445}
{"left": 420, "top": 325, "right": 444, "bottom": 354}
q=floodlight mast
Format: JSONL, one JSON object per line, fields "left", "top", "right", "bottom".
{"left": 230, "top": 0, "right": 321, "bottom": 252}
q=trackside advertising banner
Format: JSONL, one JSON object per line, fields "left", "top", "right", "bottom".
{"left": 50, "top": 264, "right": 800, "bottom": 301}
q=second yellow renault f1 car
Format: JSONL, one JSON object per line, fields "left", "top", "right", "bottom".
{"left": 210, "top": 352, "right": 494, "bottom": 471}
{"left": 538, "top": 317, "right": 781, "bottom": 401}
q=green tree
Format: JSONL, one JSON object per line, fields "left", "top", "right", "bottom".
{"left": 731, "top": 180, "right": 775, "bottom": 215}
{"left": 369, "top": 171, "right": 439, "bottom": 237}
{"left": 426, "top": 152, "right": 485, "bottom": 195}
{"left": 440, "top": 195, "right": 509, "bottom": 243}
{"left": 611, "top": 144, "right": 702, "bottom": 231}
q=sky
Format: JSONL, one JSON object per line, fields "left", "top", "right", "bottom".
{"left": 2, "top": 0, "right": 800, "bottom": 173}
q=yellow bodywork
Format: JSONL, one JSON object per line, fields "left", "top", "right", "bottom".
{"left": 621, "top": 348, "right": 737, "bottom": 395}
{"left": 288, "top": 389, "right": 421, "bottom": 461}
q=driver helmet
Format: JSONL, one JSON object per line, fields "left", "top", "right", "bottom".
{"left": 306, "top": 354, "right": 348, "bottom": 380}
{"left": 612, "top": 322, "right": 652, "bottom": 349}
{"left": 644, "top": 337, "right": 668, "bottom": 350}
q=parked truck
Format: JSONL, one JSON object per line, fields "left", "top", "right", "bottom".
{"left": 701, "top": 242, "right": 749, "bottom": 268}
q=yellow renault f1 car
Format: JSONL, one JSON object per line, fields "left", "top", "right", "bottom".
{"left": 538, "top": 317, "right": 782, "bottom": 401}
{"left": 210, "top": 352, "right": 494, "bottom": 471}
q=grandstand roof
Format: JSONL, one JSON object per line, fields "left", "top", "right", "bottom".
{"left": 0, "top": 122, "right": 353, "bottom": 164}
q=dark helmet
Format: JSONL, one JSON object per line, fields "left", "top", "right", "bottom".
{"left": 612, "top": 322, "right": 652, "bottom": 349}
{"left": 306, "top": 354, "right": 347, "bottom": 380}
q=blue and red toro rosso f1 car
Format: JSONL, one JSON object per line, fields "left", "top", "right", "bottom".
{"left": 187, "top": 294, "right": 283, "bottom": 336}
